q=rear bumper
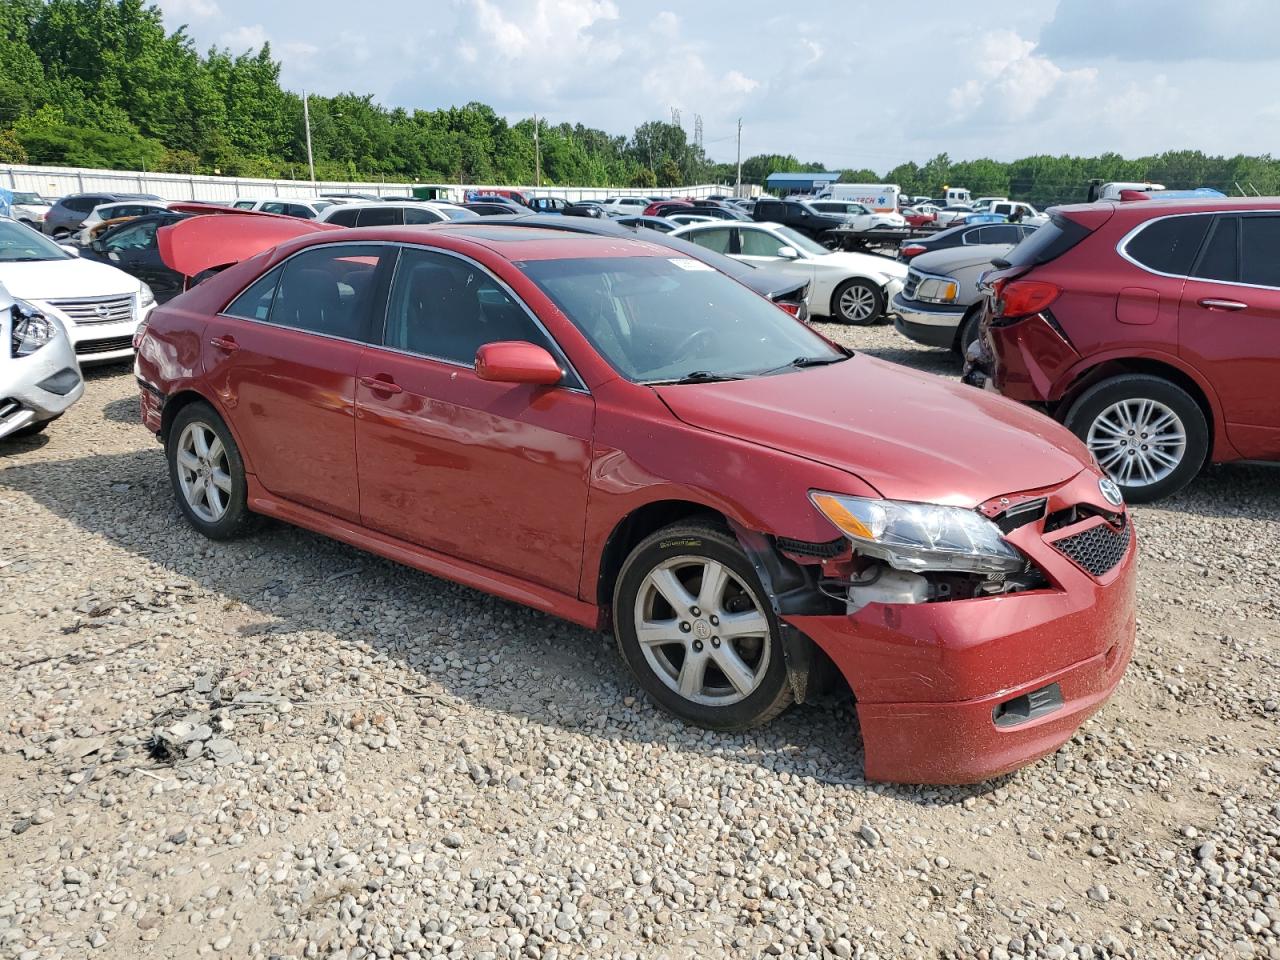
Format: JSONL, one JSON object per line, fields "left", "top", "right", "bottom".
{"left": 786, "top": 472, "right": 1138, "bottom": 784}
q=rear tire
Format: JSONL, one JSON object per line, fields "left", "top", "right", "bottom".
{"left": 1062, "top": 374, "right": 1208, "bottom": 503}
{"left": 166, "top": 401, "right": 258, "bottom": 539}
{"left": 613, "top": 523, "right": 793, "bottom": 732}
{"left": 831, "top": 279, "right": 884, "bottom": 325}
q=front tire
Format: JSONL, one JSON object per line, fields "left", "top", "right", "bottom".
{"left": 1063, "top": 374, "right": 1208, "bottom": 503}
{"left": 953, "top": 305, "right": 982, "bottom": 356}
{"left": 831, "top": 279, "right": 885, "bottom": 325}
{"left": 613, "top": 523, "right": 792, "bottom": 731}
{"left": 166, "top": 401, "right": 258, "bottom": 539}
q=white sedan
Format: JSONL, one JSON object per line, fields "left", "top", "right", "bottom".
{"left": 673, "top": 221, "right": 906, "bottom": 324}
{"left": 0, "top": 218, "right": 154, "bottom": 363}
{"left": 933, "top": 204, "right": 975, "bottom": 228}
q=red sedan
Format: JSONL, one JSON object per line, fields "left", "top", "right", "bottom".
{"left": 136, "top": 221, "right": 1136, "bottom": 784}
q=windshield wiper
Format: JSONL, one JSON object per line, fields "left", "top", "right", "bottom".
{"left": 756, "top": 354, "right": 848, "bottom": 376}
{"left": 652, "top": 370, "right": 746, "bottom": 385}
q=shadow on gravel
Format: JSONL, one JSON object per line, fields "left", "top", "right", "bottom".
{"left": 102, "top": 396, "right": 142, "bottom": 424}
{"left": 0, "top": 449, "right": 1006, "bottom": 807}
{"left": 0, "top": 431, "right": 51, "bottom": 454}
{"left": 1150, "top": 463, "right": 1280, "bottom": 521}
{"left": 80, "top": 359, "right": 133, "bottom": 381}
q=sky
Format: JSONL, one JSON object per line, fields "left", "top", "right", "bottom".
{"left": 154, "top": 0, "right": 1280, "bottom": 169}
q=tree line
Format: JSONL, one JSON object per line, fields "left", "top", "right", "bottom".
{"left": 2, "top": 0, "right": 1280, "bottom": 206}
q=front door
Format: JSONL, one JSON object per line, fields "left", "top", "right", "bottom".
{"left": 1179, "top": 213, "right": 1280, "bottom": 459}
{"left": 355, "top": 246, "right": 594, "bottom": 595}
{"left": 202, "top": 243, "right": 389, "bottom": 522}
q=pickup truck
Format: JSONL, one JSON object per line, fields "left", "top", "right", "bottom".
{"left": 754, "top": 198, "right": 909, "bottom": 249}
{"left": 751, "top": 198, "right": 847, "bottom": 244}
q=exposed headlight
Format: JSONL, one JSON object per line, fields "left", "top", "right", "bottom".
{"left": 10, "top": 302, "right": 57, "bottom": 357}
{"left": 139, "top": 283, "right": 155, "bottom": 308}
{"left": 810, "top": 492, "right": 1024, "bottom": 574}
{"left": 915, "top": 277, "right": 960, "bottom": 303}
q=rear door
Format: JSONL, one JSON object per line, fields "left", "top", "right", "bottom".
{"left": 1179, "top": 212, "right": 1280, "bottom": 458}
{"left": 354, "top": 245, "right": 594, "bottom": 594}
{"left": 202, "top": 243, "right": 391, "bottom": 522}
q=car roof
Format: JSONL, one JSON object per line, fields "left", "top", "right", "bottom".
{"left": 400, "top": 223, "right": 672, "bottom": 261}
{"left": 1054, "top": 196, "right": 1280, "bottom": 218}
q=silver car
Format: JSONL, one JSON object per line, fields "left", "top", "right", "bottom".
{"left": 891, "top": 243, "right": 1016, "bottom": 355}
{"left": 0, "top": 283, "right": 84, "bottom": 439}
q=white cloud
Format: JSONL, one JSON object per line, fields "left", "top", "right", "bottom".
{"left": 158, "top": 0, "right": 221, "bottom": 19}
{"left": 220, "top": 24, "right": 267, "bottom": 51}
{"left": 943, "top": 30, "right": 1097, "bottom": 125}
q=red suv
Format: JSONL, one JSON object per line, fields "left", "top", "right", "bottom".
{"left": 967, "top": 198, "right": 1280, "bottom": 501}
{"left": 136, "top": 220, "right": 1136, "bottom": 784}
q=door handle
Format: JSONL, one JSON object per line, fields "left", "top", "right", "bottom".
{"left": 359, "top": 375, "right": 403, "bottom": 395}
{"left": 1198, "top": 298, "right": 1248, "bottom": 311}
{"left": 209, "top": 335, "right": 239, "bottom": 353}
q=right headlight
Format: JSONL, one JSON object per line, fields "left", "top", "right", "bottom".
{"left": 810, "top": 491, "right": 1024, "bottom": 574}
{"left": 10, "top": 302, "right": 57, "bottom": 357}
{"left": 915, "top": 277, "right": 960, "bottom": 303}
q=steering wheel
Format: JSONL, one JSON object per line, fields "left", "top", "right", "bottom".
{"left": 671, "top": 327, "right": 717, "bottom": 360}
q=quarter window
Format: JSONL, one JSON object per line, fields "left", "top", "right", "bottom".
{"left": 1239, "top": 216, "right": 1280, "bottom": 287}
{"left": 383, "top": 248, "right": 558, "bottom": 369}
{"left": 1125, "top": 215, "right": 1211, "bottom": 275}
{"left": 403, "top": 207, "right": 441, "bottom": 224}
{"left": 325, "top": 207, "right": 360, "bottom": 227}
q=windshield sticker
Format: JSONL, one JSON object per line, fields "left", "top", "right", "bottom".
{"left": 669, "top": 257, "right": 712, "bottom": 271}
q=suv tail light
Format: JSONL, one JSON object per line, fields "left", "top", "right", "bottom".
{"left": 777, "top": 301, "right": 802, "bottom": 318}
{"left": 900, "top": 243, "right": 926, "bottom": 259}
{"left": 993, "top": 280, "right": 1061, "bottom": 321}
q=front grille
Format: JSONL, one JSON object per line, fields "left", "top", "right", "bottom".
{"left": 903, "top": 269, "right": 922, "bottom": 300}
{"left": 49, "top": 295, "right": 134, "bottom": 326}
{"left": 76, "top": 335, "right": 135, "bottom": 356}
{"left": 1052, "top": 519, "right": 1130, "bottom": 577}
{"left": 0, "top": 398, "right": 21, "bottom": 422}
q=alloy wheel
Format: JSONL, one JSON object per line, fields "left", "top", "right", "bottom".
{"left": 1086, "top": 398, "right": 1187, "bottom": 488}
{"left": 175, "top": 421, "right": 233, "bottom": 523}
{"left": 839, "top": 284, "right": 877, "bottom": 323}
{"left": 633, "top": 556, "right": 772, "bottom": 706}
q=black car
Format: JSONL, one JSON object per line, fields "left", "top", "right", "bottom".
{"left": 615, "top": 215, "right": 677, "bottom": 233}
{"left": 461, "top": 214, "right": 810, "bottom": 321}
{"left": 80, "top": 212, "right": 191, "bottom": 303}
{"left": 751, "top": 198, "right": 846, "bottom": 242}
{"left": 527, "top": 196, "right": 605, "bottom": 218}
{"left": 42, "top": 192, "right": 163, "bottom": 239}
{"left": 463, "top": 200, "right": 530, "bottom": 217}
{"left": 897, "top": 221, "right": 1039, "bottom": 262}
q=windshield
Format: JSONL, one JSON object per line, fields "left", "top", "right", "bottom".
{"left": 0, "top": 219, "right": 71, "bottom": 261}
{"left": 440, "top": 207, "right": 478, "bottom": 220}
{"left": 13, "top": 192, "right": 43, "bottom": 204}
{"left": 519, "top": 255, "right": 842, "bottom": 384}
{"left": 773, "top": 225, "right": 829, "bottom": 257}
{"left": 313, "top": 200, "right": 335, "bottom": 211}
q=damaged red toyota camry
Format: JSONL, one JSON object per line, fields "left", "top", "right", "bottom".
{"left": 135, "top": 220, "right": 1136, "bottom": 784}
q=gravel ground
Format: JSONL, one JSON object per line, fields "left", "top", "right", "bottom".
{"left": 1, "top": 325, "right": 1277, "bottom": 960}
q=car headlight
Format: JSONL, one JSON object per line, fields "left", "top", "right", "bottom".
{"left": 915, "top": 277, "right": 959, "bottom": 303}
{"left": 139, "top": 283, "right": 155, "bottom": 308}
{"left": 810, "top": 491, "right": 1024, "bottom": 574}
{"left": 10, "top": 302, "right": 57, "bottom": 357}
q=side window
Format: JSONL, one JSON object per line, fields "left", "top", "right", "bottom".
{"left": 403, "top": 207, "right": 441, "bottom": 224}
{"left": 260, "top": 202, "right": 287, "bottom": 215}
{"left": 383, "top": 248, "right": 557, "bottom": 367}
{"left": 286, "top": 204, "right": 315, "bottom": 219}
{"left": 103, "top": 221, "right": 157, "bottom": 251}
{"left": 66, "top": 197, "right": 96, "bottom": 213}
{"left": 268, "top": 245, "right": 385, "bottom": 339}
{"left": 1239, "top": 216, "right": 1280, "bottom": 287}
{"left": 686, "top": 228, "right": 732, "bottom": 254}
{"left": 985, "top": 225, "right": 1019, "bottom": 244}
{"left": 739, "top": 228, "right": 787, "bottom": 257}
{"left": 1192, "top": 216, "right": 1238, "bottom": 283}
{"left": 962, "top": 228, "right": 980, "bottom": 244}
{"left": 224, "top": 266, "right": 283, "bottom": 321}
{"left": 234, "top": 200, "right": 257, "bottom": 210}
{"left": 356, "top": 207, "right": 402, "bottom": 227}
{"left": 1125, "top": 215, "right": 1211, "bottom": 275}
{"left": 325, "top": 207, "right": 360, "bottom": 227}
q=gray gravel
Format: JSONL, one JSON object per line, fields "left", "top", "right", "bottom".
{"left": 1, "top": 331, "right": 1277, "bottom": 960}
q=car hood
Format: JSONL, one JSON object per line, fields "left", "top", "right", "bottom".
{"left": 654, "top": 355, "right": 1089, "bottom": 506}
{"left": 0, "top": 257, "right": 140, "bottom": 300}
{"left": 815, "top": 251, "right": 909, "bottom": 280}
{"left": 910, "top": 243, "right": 1013, "bottom": 275}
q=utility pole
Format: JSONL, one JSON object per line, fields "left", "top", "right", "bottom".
{"left": 534, "top": 114, "right": 541, "bottom": 188}
{"left": 734, "top": 117, "right": 742, "bottom": 197}
{"left": 303, "top": 91, "right": 316, "bottom": 186}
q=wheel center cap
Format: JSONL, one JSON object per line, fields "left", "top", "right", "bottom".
{"left": 692, "top": 620, "right": 712, "bottom": 641}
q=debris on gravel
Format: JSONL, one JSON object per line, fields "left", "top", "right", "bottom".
{"left": 1, "top": 333, "right": 1277, "bottom": 959}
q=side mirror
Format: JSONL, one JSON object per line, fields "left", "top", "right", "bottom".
{"left": 776, "top": 246, "right": 800, "bottom": 260}
{"left": 59, "top": 243, "right": 80, "bottom": 257}
{"left": 475, "top": 341, "right": 563, "bottom": 386}
{"left": 90, "top": 240, "right": 105, "bottom": 253}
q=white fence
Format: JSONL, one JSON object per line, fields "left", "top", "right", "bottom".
{"left": 2, "top": 163, "right": 737, "bottom": 204}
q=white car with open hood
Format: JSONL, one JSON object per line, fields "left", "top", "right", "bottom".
{"left": 672, "top": 220, "right": 907, "bottom": 324}
{"left": 0, "top": 218, "right": 155, "bottom": 363}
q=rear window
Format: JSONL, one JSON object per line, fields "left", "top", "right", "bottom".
{"left": 1002, "top": 213, "right": 1094, "bottom": 268}
{"left": 1124, "top": 215, "right": 1211, "bottom": 275}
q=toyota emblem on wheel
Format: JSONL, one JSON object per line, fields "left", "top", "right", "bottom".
{"left": 1099, "top": 477, "right": 1124, "bottom": 507}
